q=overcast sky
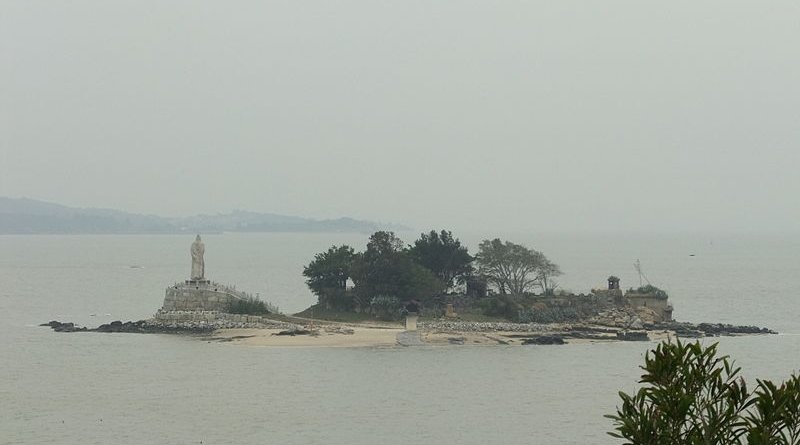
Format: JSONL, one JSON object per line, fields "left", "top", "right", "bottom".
{"left": 2, "top": 1, "right": 799, "bottom": 232}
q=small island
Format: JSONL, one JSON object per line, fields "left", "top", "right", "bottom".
{"left": 43, "top": 231, "right": 775, "bottom": 346}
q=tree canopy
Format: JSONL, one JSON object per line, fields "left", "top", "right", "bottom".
{"left": 474, "top": 238, "right": 559, "bottom": 295}
{"left": 302, "top": 245, "right": 356, "bottom": 310}
{"left": 538, "top": 258, "right": 563, "bottom": 295}
{"left": 302, "top": 232, "right": 565, "bottom": 319}
{"left": 350, "top": 231, "right": 444, "bottom": 306}
{"left": 408, "top": 230, "right": 473, "bottom": 290}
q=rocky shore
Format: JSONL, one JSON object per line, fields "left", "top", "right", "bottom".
{"left": 41, "top": 312, "right": 302, "bottom": 335}
{"left": 420, "top": 319, "right": 775, "bottom": 338}
{"left": 42, "top": 313, "right": 777, "bottom": 349}
{"left": 42, "top": 320, "right": 216, "bottom": 334}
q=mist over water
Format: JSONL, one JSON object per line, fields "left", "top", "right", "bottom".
{"left": 4, "top": 1, "right": 800, "bottom": 233}
{"left": 1, "top": 232, "right": 799, "bottom": 444}
{"left": 4, "top": 1, "right": 800, "bottom": 442}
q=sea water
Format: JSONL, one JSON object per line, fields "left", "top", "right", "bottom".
{"left": 1, "top": 232, "right": 799, "bottom": 445}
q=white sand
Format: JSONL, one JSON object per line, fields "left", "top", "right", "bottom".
{"left": 213, "top": 326, "right": 402, "bottom": 347}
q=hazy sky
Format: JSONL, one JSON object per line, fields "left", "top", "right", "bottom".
{"left": 2, "top": 1, "right": 799, "bottom": 232}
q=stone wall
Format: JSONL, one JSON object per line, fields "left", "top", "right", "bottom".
{"left": 162, "top": 281, "right": 246, "bottom": 312}
{"left": 625, "top": 292, "right": 673, "bottom": 322}
{"left": 152, "top": 310, "right": 299, "bottom": 330}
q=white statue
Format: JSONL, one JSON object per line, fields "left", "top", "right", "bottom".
{"left": 190, "top": 235, "right": 205, "bottom": 280}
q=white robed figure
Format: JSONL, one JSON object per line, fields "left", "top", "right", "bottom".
{"left": 190, "top": 235, "right": 205, "bottom": 280}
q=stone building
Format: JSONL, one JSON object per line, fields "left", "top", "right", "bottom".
{"left": 624, "top": 291, "right": 673, "bottom": 322}
{"left": 592, "top": 275, "right": 673, "bottom": 322}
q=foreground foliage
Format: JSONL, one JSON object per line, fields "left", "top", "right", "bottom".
{"left": 608, "top": 340, "right": 800, "bottom": 445}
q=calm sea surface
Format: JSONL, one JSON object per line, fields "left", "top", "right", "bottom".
{"left": 1, "top": 232, "right": 799, "bottom": 444}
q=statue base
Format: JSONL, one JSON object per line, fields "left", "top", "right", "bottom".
{"left": 164, "top": 281, "right": 242, "bottom": 312}
{"left": 405, "top": 313, "right": 418, "bottom": 331}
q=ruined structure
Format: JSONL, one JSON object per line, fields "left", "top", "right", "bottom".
{"left": 591, "top": 275, "right": 673, "bottom": 322}
{"left": 624, "top": 291, "right": 673, "bottom": 322}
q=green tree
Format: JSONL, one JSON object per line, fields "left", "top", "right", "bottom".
{"left": 538, "top": 258, "right": 563, "bottom": 296}
{"left": 350, "top": 231, "right": 444, "bottom": 308}
{"left": 474, "top": 238, "right": 553, "bottom": 295}
{"left": 302, "top": 245, "right": 356, "bottom": 310}
{"left": 608, "top": 340, "right": 800, "bottom": 445}
{"left": 408, "top": 230, "right": 473, "bottom": 291}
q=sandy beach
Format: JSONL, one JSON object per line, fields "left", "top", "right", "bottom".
{"left": 207, "top": 323, "right": 676, "bottom": 347}
{"left": 210, "top": 326, "right": 403, "bottom": 347}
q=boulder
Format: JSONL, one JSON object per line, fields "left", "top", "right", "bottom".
{"left": 616, "top": 331, "right": 649, "bottom": 341}
{"left": 522, "top": 335, "right": 565, "bottom": 345}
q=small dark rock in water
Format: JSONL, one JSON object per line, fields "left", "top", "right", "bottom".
{"left": 41, "top": 321, "right": 88, "bottom": 332}
{"left": 96, "top": 320, "right": 144, "bottom": 333}
{"left": 617, "top": 331, "right": 649, "bottom": 341}
{"left": 448, "top": 336, "right": 466, "bottom": 345}
{"left": 522, "top": 336, "right": 565, "bottom": 345}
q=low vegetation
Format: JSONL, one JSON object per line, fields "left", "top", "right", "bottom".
{"left": 294, "top": 304, "right": 378, "bottom": 323}
{"left": 517, "top": 306, "right": 581, "bottom": 324}
{"left": 632, "top": 284, "right": 669, "bottom": 299}
{"left": 226, "top": 296, "right": 278, "bottom": 315}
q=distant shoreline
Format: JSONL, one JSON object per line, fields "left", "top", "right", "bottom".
{"left": 0, "top": 196, "right": 408, "bottom": 235}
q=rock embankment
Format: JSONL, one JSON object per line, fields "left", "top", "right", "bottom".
{"left": 647, "top": 321, "right": 776, "bottom": 338}
{"left": 152, "top": 310, "right": 300, "bottom": 330}
{"left": 419, "top": 317, "right": 775, "bottom": 345}
{"left": 522, "top": 336, "right": 566, "bottom": 345}
{"left": 420, "top": 320, "right": 552, "bottom": 333}
{"left": 42, "top": 312, "right": 301, "bottom": 335}
{"left": 42, "top": 319, "right": 216, "bottom": 334}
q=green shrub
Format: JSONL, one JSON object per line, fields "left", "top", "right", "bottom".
{"left": 517, "top": 307, "right": 580, "bottom": 323}
{"left": 633, "top": 284, "right": 669, "bottom": 299}
{"left": 226, "top": 296, "right": 276, "bottom": 315}
{"left": 607, "top": 340, "right": 800, "bottom": 444}
{"left": 369, "top": 295, "right": 402, "bottom": 321}
{"left": 477, "top": 295, "right": 521, "bottom": 320}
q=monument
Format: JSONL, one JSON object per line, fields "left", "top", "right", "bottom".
{"left": 190, "top": 234, "right": 205, "bottom": 281}
{"left": 404, "top": 300, "right": 420, "bottom": 331}
{"left": 188, "top": 235, "right": 209, "bottom": 284}
{"left": 160, "top": 235, "right": 247, "bottom": 312}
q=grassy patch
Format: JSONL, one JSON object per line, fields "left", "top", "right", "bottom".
{"left": 226, "top": 296, "right": 275, "bottom": 315}
{"left": 450, "top": 309, "right": 510, "bottom": 322}
{"left": 294, "top": 304, "right": 375, "bottom": 323}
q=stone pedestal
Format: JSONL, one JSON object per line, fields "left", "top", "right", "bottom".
{"left": 405, "top": 313, "right": 418, "bottom": 331}
{"left": 163, "top": 281, "right": 241, "bottom": 312}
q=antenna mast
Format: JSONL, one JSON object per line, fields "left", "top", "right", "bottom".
{"left": 634, "top": 259, "right": 651, "bottom": 287}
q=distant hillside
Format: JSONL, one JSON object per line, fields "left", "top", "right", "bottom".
{"left": 0, "top": 197, "right": 407, "bottom": 234}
